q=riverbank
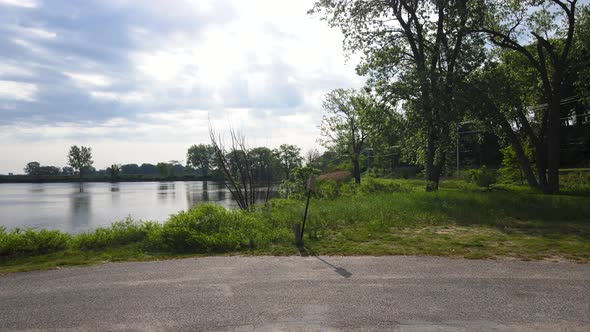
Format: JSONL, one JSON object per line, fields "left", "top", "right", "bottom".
{"left": 0, "top": 174, "right": 215, "bottom": 183}
{"left": 1, "top": 178, "right": 589, "bottom": 273}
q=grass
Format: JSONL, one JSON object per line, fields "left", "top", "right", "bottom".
{"left": 1, "top": 178, "right": 589, "bottom": 273}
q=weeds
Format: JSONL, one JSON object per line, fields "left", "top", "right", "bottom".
{"left": 1, "top": 178, "right": 589, "bottom": 272}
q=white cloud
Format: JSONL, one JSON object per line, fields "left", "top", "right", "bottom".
{"left": 0, "top": 63, "right": 33, "bottom": 77}
{"left": 0, "top": 80, "right": 38, "bottom": 101}
{"left": 21, "top": 27, "right": 57, "bottom": 39}
{"left": 64, "top": 72, "right": 112, "bottom": 87}
{"left": 0, "top": 0, "right": 367, "bottom": 173}
{"left": 90, "top": 91, "right": 148, "bottom": 104}
{"left": 0, "top": 0, "right": 38, "bottom": 8}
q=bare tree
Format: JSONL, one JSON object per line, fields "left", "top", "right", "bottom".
{"left": 209, "top": 127, "right": 257, "bottom": 210}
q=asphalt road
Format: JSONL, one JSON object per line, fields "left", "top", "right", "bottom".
{"left": 0, "top": 256, "right": 589, "bottom": 331}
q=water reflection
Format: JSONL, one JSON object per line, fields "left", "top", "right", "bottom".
{"left": 185, "top": 182, "right": 200, "bottom": 207}
{"left": 216, "top": 186, "right": 227, "bottom": 201}
{"left": 1, "top": 181, "right": 273, "bottom": 233}
{"left": 110, "top": 183, "right": 120, "bottom": 204}
{"left": 29, "top": 183, "right": 45, "bottom": 193}
{"left": 202, "top": 181, "right": 209, "bottom": 202}
{"left": 185, "top": 181, "right": 212, "bottom": 208}
{"left": 70, "top": 184, "right": 91, "bottom": 230}
{"left": 158, "top": 182, "right": 176, "bottom": 201}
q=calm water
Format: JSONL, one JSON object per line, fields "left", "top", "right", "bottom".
{"left": 0, "top": 181, "right": 262, "bottom": 233}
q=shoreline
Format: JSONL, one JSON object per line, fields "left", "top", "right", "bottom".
{"left": 0, "top": 176, "right": 214, "bottom": 184}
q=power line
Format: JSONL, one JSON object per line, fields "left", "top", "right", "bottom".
{"left": 529, "top": 95, "right": 588, "bottom": 111}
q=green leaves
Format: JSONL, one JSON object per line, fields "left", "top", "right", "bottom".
{"left": 186, "top": 144, "right": 215, "bottom": 177}
{"left": 67, "top": 145, "right": 93, "bottom": 177}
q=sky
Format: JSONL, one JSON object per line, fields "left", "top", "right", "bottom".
{"left": 0, "top": 0, "right": 364, "bottom": 174}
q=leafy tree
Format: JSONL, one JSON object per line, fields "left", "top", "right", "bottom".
{"left": 139, "top": 163, "right": 158, "bottom": 175}
{"left": 186, "top": 144, "right": 215, "bottom": 178}
{"left": 67, "top": 146, "right": 93, "bottom": 181}
{"left": 573, "top": 6, "right": 590, "bottom": 105}
{"left": 81, "top": 166, "right": 96, "bottom": 175}
{"left": 274, "top": 144, "right": 302, "bottom": 180}
{"left": 311, "top": 0, "right": 485, "bottom": 191}
{"left": 24, "top": 162, "right": 41, "bottom": 176}
{"left": 121, "top": 164, "right": 140, "bottom": 175}
{"left": 499, "top": 145, "right": 535, "bottom": 184}
{"left": 466, "top": 59, "right": 542, "bottom": 189}
{"left": 279, "top": 165, "right": 321, "bottom": 199}
{"left": 305, "top": 149, "right": 321, "bottom": 166}
{"left": 62, "top": 166, "right": 74, "bottom": 176}
{"left": 320, "top": 89, "right": 376, "bottom": 184}
{"left": 473, "top": 0, "right": 581, "bottom": 193}
{"left": 107, "top": 164, "right": 121, "bottom": 181}
{"left": 38, "top": 166, "right": 61, "bottom": 176}
{"left": 314, "top": 150, "right": 345, "bottom": 173}
{"left": 156, "top": 162, "right": 172, "bottom": 177}
{"left": 467, "top": 166, "right": 498, "bottom": 190}
{"left": 249, "top": 147, "right": 280, "bottom": 183}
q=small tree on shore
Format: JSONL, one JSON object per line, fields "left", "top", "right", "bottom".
{"left": 68, "top": 145, "right": 93, "bottom": 182}
{"left": 209, "top": 128, "right": 275, "bottom": 210}
{"left": 186, "top": 144, "right": 216, "bottom": 178}
{"left": 320, "top": 89, "right": 375, "bottom": 184}
{"left": 107, "top": 164, "right": 121, "bottom": 181}
{"left": 24, "top": 162, "right": 41, "bottom": 176}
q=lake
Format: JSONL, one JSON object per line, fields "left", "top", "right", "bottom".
{"left": 0, "top": 181, "right": 269, "bottom": 233}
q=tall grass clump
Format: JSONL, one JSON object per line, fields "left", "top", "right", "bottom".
{"left": 559, "top": 171, "right": 590, "bottom": 196}
{"left": 147, "top": 204, "right": 291, "bottom": 253}
{"left": 358, "top": 176, "right": 414, "bottom": 194}
{"left": 74, "top": 218, "right": 160, "bottom": 250}
{"left": 0, "top": 227, "right": 71, "bottom": 257}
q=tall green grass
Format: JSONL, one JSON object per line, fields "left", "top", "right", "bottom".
{"left": 1, "top": 204, "right": 294, "bottom": 259}
{"left": 1, "top": 178, "right": 589, "bottom": 269}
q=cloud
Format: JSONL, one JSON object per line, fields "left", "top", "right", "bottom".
{"left": 0, "top": 63, "right": 34, "bottom": 77}
{"left": 0, "top": 80, "right": 38, "bottom": 101}
{"left": 20, "top": 26, "right": 57, "bottom": 39}
{"left": 64, "top": 72, "right": 112, "bottom": 87}
{"left": 89, "top": 91, "right": 148, "bottom": 104}
{"left": 0, "top": 0, "right": 365, "bottom": 173}
{"left": 0, "top": 0, "right": 38, "bottom": 9}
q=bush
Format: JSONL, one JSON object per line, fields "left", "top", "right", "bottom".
{"left": 560, "top": 171, "right": 590, "bottom": 195}
{"left": 498, "top": 145, "right": 534, "bottom": 184}
{"left": 467, "top": 167, "right": 498, "bottom": 190}
{"left": 0, "top": 227, "right": 71, "bottom": 257}
{"left": 279, "top": 165, "right": 321, "bottom": 199}
{"left": 358, "top": 177, "right": 411, "bottom": 194}
{"left": 317, "top": 171, "right": 353, "bottom": 182}
{"left": 147, "top": 204, "right": 278, "bottom": 253}
{"left": 74, "top": 218, "right": 159, "bottom": 250}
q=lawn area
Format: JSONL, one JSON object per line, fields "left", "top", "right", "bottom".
{"left": 1, "top": 178, "right": 589, "bottom": 273}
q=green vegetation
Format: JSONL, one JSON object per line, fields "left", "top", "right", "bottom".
{"left": 466, "top": 167, "right": 498, "bottom": 190}
{"left": 2, "top": 178, "right": 589, "bottom": 273}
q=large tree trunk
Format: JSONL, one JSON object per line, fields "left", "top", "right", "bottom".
{"left": 429, "top": 149, "right": 446, "bottom": 192}
{"left": 535, "top": 142, "right": 548, "bottom": 191}
{"left": 497, "top": 115, "right": 539, "bottom": 188}
{"left": 425, "top": 128, "right": 437, "bottom": 192}
{"left": 352, "top": 154, "right": 361, "bottom": 184}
